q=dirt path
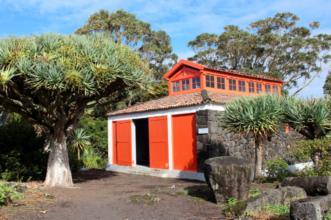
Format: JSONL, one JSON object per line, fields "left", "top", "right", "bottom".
{"left": 3, "top": 170, "right": 223, "bottom": 220}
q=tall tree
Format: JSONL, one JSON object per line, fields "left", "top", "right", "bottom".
{"left": 221, "top": 95, "right": 283, "bottom": 178}
{"left": 76, "top": 9, "right": 177, "bottom": 80}
{"left": 188, "top": 12, "right": 331, "bottom": 93}
{"left": 0, "top": 34, "right": 151, "bottom": 187}
{"left": 324, "top": 71, "right": 331, "bottom": 95}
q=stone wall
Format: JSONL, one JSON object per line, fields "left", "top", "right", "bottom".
{"left": 196, "top": 110, "right": 301, "bottom": 172}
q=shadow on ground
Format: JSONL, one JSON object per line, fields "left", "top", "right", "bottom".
{"left": 73, "top": 169, "right": 117, "bottom": 183}
{"left": 184, "top": 184, "right": 216, "bottom": 203}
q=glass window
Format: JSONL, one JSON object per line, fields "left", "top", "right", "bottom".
{"left": 182, "top": 79, "right": 190, "bottom": 91}
{"left": 206, "top": 75, "right": 215, "bottom": 88}
{"left": 272, "top": 85, "right": 278, "bottom": 94}
{"left": 192, "top": 77, "right": 200, "bottom": 89}
{"left": 172, "top": 81, "right": 180, "bottom": 92}
{"left": 256, "top": 83, "right": 262, "bottom": 94}
{"left": 229, "top": 79, "right": 236, "bottom": 91}
{"left": 238, "top": 80, "right": 246, "bottom": 92}
{"left": 217, "top": 77, "right": 225, "bottom": 89}
{"left": 249, "top": 82, "right": 255, "bottom": 93}
{"left": 265, "top": 84, "right": 271, "bottom": 93}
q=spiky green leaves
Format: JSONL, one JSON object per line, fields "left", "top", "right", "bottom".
{"left": 0, "top": 68, "right": 16, "bottom": 86}
{"left": 221, "top": 95, "right": 284, "bottom": 138}
{"left": 0, "top": 34, "right": 151, "bottom": 95}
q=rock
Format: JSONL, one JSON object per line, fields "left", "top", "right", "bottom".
{"left": 204, "top": 156, "right": 253, "bottom": 203}
{"left": 245, "top": 186, "right": 307, "bottom": 213}
{"left": 290, "top": 194, "right": 331, "bottom": 220}
{"left": 282, "top": 176, "right": 331, "bottom": 196}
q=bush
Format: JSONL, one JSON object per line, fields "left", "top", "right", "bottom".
{"left": 79, "top": 116, "right": 107, "bottom": 159}
{"left": 298, "top": 159, "right": 331, "bottom": 177}
{"left": 0, "top": 115, "right": 47, "bottom": 181}
{"left": 223, "top": 197, "right": 247, "bottom": 218}
{"left": 266, "top": 158, "right": 291, "bottom": 181}
{"left": 81, "top": 147, "right": 107, "bottom": 169}
{"left": 0, "top": 182, "right": 23, "bottom": 206}
{"left": 291, "top": 138, "right": 331, "bottom": 164}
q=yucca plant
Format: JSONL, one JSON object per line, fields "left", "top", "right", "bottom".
{"left": 283, "top": 97, "right": 331, "bottom": 139}
{"left": 69, "top": 128, "right": 91, "bottom": 161}
{"left": 221, "top": 95, "right": 284, "bottom": 178}
{"left": 0, "top": 34, "right": 152, "bottom": 187}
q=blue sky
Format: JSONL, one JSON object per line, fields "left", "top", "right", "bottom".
{"left": 0, "top": 0, "right": 330, "bottom": 97}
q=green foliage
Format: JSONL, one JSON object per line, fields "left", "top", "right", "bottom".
{"left": 291, "top": 138, "right": 331, "bottom": 163}
{"left": 324, "top": 71, "right": 331, "bottom": 96}
{"left": 222, "top": 197, "right": 247, "bottom": 217}
{"left": 78, "top": 116, "right": 107, "bottom": 159}
{"left": 0, "top": 33, "right": 151, "bottom": 135}
{"left": 0, "top": 182, "right": 23, "bottom": 206}
{"left": 221, "top": 95, "right": 283, "bottom": 138}
{"left": 298, "top": 159, "right": 331, "bottom": 177}
{"left": 81, "top": 147, "right": 106, "bottom": 169}
{"left": 266, "top": 158, "right": 290, "bottom": 181}
{"left": 188, "top": 12, "right": 331, "bottom": 92}
{"left": 248, "top": 188, "right": 262, "bottom": 198}
{"left": 324, "top": 208, "right": 331, "bottom": 220}
{"left": 0, "top": 115, "right": 46, "bottom": 181}
{"left": 244, "top": 204, "right": 290, "bottom": 219}
{"left": 283, "top": 97, "right": 331, "bottom": 139}
{"left": 69, "top": 128, "right": 91, "bottom": 160}
{"left": 76, "top": 9, "right": 177, "bottom": 80}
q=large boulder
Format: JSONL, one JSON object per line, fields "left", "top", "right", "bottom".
{"left": 204, "top": 156, "right": 253, "bottom": 203}
{"left": 290, "top": 194, "right": 331, "bottom": 220}
{"left": 282, "top": 176, "right": 331, "bottom": 196}
{"left": 245, "top": 186, "right": 307, "bottom": 213}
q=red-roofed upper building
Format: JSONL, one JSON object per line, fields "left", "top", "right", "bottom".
{"left": 107, "top": 60, "right": 283, "bottom": 180}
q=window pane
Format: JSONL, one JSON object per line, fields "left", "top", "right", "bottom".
{"left": 249, "top": 82, "right": 255, "bottom": 93}
{"left": 272, "top": 85, "right": 278, "bottom": 94}
{"left": 182, "top": 79, "right": 190, "bottom": 90}
{"left": 256, "top": 83, "right": 262, "bottom": 94}
{"left": 172, "top": 81, "right": 180, "bottom": 92}
{"left": 192, "top": 77, "right": 200, "bottom": 89}
{"left": 206, "top": 75, "right": 214, "bottom": 88}
{"left": 239, "top": 80, "right": 246, "bottom": 92}
{"left": 217, "top": 77, "right": 225, "bottom": 89}
{"left": 265, "top": 84, "right": 271, "bottom": 93}
{"left": 229, "top": 79, "right": 236, "bottom": 91}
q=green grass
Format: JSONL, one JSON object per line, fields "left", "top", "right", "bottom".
{"left": 0, "top": 182, "right": 23, "bottom": 206}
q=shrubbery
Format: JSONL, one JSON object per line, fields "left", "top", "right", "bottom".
{"left": 0, "top": 182, "right": 23, "bottom": 206}
{"left": 0, "top": 115, "right": 47, "bottom": 181}
{"left": 266, "top": 158, "right": 290, "bottom": 181}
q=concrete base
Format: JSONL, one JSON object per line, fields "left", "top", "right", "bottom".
{"left": 106, "top": 164, "right": 205, "bottom": 181}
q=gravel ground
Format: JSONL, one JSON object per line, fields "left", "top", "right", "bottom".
{"left": 1, "top": 170, "right": 223, "bottom": 220}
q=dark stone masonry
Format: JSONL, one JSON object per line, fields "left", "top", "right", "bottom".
{"left": 196, "top": 110, "right": 301, "bottom": 172}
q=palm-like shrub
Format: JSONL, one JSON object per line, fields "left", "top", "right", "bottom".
{"left": 283, "top": 97, "right": 331, "bottom": 139}
{"left": 69, "top": 128, "right": 91, "bottom": 161}
{"left": 221, "top": 95, "right": 283, "bottom": 178}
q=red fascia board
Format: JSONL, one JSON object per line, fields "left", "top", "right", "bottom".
{"left": 163, "top": 59, "right": 204, "bottom": 80}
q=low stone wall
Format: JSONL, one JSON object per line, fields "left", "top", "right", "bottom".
{"left": 196, "top": 110, "right": 301, "bottom": 172}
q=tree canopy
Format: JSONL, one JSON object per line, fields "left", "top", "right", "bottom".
{"left": 0, "top": 34, "right": 151, "bottom": 186}
{"left": 188, "top": 12, "right": 331, "bottom": 93}
{"left": 76, "top": 9, "right": 177, "bottom": 80}
{"left": 324, "top": 71, "right": 331, "bottom": 95}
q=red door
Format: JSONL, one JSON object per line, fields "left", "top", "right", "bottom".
{"left": 172, "top": 114, "right": 197, "bottom": 171}
{"left": 113, "top": 120, "right": 132, "bottom": 166}
{"left": 149, "top": 116, "right": 168, "bottom": 169}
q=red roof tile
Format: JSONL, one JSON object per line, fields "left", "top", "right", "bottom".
{"left": 108, "top": 91, "right": 238, "bottom": 116}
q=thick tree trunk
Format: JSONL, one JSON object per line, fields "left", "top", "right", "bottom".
{"left": 44, "top": 129, "right": 73, "bottom": 187}
{"left": 254, "top": 136, "right": 264, "bottom": 179}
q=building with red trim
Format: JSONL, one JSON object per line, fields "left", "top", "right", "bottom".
{"left": 107, "top": 60, "right": 283, "bottom": 180}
